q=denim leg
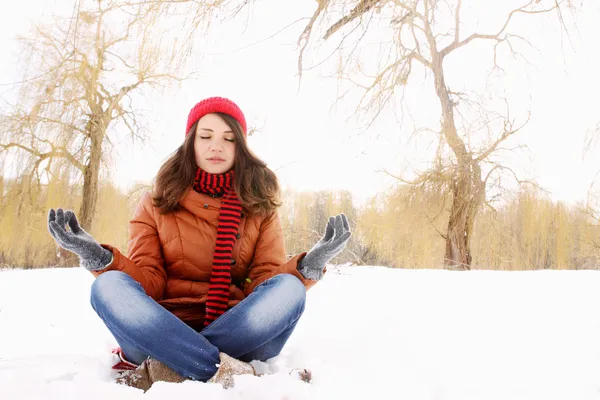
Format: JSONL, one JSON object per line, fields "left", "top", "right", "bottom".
{"left": 90, "top": 271, "right": 221, "bottom": 381}
{"left": 201, "top": 273, "right": 306, "bottom": 361}
{"left": 238, "top": 322, "right": 300, "bottom": 363}
{"left": 117, "top": 339, "right": 148, "bottom": 366}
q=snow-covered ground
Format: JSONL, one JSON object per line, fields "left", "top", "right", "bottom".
{"left": 1, "top": 266, "right": 600, "bottom": 399}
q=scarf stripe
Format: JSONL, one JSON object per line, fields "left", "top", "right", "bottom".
{"left": 193, "top": 168, "right": 242, "bottom": 328}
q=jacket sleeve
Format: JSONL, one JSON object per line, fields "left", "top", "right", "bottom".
{"left": 244, "top": 210, "right": 319, "bottom": 295}
{"left": 91, "top": 192, "right": 167, "bottom": 301}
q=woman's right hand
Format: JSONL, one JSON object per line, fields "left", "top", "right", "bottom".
{"left": 48, "top": 208, "right": 113, "bottom": 270}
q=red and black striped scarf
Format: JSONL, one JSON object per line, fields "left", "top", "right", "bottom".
{"left": 192, "top": 168, "right": 242, "bottom": 327}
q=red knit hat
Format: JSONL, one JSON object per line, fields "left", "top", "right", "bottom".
{"left": 185, "top": 97, "right": 247, "bottom": 136}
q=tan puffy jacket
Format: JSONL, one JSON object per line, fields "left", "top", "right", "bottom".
{"left": 94, "top": 188, "right": 315, "bottom": 330}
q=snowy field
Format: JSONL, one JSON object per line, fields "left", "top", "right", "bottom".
{"left": 2, "top": 265, "right": 600, "bottom": 399}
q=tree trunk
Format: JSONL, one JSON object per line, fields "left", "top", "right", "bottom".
{"left": 431, "top": 51, "right": 485, "bottom": 270}
{"left": 444, "top": 162, "right": 484, "bottom": 269}
{"left": 79, "top": 123, "right": 103, "bottom": 232}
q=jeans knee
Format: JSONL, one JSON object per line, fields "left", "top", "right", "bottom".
{"left": 274, "top": 274, "right": 306, "bottom": 313}
{"left": 90, "top": 270, "right": 130, "bottom": 311}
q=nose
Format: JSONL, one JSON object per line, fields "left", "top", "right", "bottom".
{"left": 209, "top": 140, "right": 223, "bottom": 152}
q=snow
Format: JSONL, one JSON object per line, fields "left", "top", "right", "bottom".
{"left": 2, "top": 265, "right": 600, "bottom": 399}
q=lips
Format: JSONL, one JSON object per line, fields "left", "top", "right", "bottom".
{"left": 207, "top": 157, "right": 225, "bottom": 162}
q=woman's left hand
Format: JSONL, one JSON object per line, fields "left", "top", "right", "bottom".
{"left": 297, "top": 213, "right": 351, "bottom": 280}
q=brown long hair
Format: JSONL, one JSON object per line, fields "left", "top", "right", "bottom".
{"left": 151, "top": 112, "right": 281, "bottom": 217}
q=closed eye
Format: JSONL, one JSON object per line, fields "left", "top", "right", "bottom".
{"left": 199, "top": 136, "right": 234, "bottom": 142}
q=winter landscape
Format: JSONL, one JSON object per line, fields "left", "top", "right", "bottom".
{"left": 1, "top": 0, "right": 600, "bottom": 399}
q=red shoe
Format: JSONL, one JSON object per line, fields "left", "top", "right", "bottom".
{"left": 111, "top": 347, "right": 138, "bottom": 371}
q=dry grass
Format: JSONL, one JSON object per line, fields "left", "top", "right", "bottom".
{"left": 0, "top": 176, "right": 598, "bottom": 270}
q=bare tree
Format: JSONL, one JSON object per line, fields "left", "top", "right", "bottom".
{"left": 0, "top": 0, "right": 195, "bottom": 231}
{"left": 294, "top": 0, "right": 575, "bottom": 270}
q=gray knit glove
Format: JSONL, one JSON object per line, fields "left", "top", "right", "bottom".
{"left": 297, "top": 213, "right": 351, "bottom": 280}
{"left": 47, "top": 208, "right": 113, "bottom": 271}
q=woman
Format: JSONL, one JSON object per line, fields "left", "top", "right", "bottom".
{"left": 47, "top": 97, "right": 351, "bottom": 391}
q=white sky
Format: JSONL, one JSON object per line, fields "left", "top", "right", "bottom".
{"left": 1, "top": 0, "right": 599, "bottom": 206}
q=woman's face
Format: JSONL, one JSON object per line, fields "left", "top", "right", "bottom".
{"left": 194, "top": 113, "right": 236, "bottom": 174}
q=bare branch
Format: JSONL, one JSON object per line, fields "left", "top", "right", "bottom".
{"left": 454, "top": 0, "right": 462, "bottom": 43}
{"left": 426, "top": 214, "right": 448, "bottom": 240}
{"left": 483, "top": 165, "right": 500, "bottom": 186}
{"left": 476, "top": 111, "right": 531, "bottom": 163}
{"left": 0, "top": 142, "right": 85, "bottom": 171}
{"left": 323, "top": 0, "right": 383, "bottom": 40}
{"left": 33, "top": 116, "right": 87, "bottom": 135}
{"left": 105, "top": 50, "right": 137, "bottom": 70}
{"left": 483, "top": 199, "right": 498, "bottom": 213}
{"left": 486, "top": 161, "right": 542, "bottom": 190}
{"left": 380, "top": 168, "right": 428, "bottom": 186}
{"left": 440, "top": 1, "right": 563, "bottom": 59}
{"left": 297, "top": 1, "right": 328, "bottom": 87}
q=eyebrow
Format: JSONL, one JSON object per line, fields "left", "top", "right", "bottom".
{"left": 198, "top": 128, "right": 234, "bottom": 133}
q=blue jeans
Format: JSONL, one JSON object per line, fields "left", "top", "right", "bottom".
{"left": 90, "top": 270, "right": 306, "bottom": 381}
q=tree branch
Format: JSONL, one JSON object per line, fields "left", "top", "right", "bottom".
{"left": 297, "top": 0, "right": 327, "bottom": 86}
{"left": 440, "top": 1, "right": 563, "bottom": 59}
{"left": 476, "top": 111, "right": 531, "bottom": 163}
{"left": 454, "top": 0, "right": 462, "bottom": 43}
{"left": 0, "top": 142, "right": 85, "bottom": 171}
{"left": 323, "top": 0, "right": 383, "bottom": 40}
{"left": 484, "top": 161, "right": 541, "bottom": 190}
